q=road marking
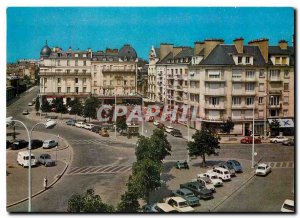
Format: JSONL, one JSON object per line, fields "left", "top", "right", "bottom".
{"left": 265, "top": 161, "right": 294, "bottom": 169}
{"left": 66, "top": 165, "right": 132, "bottom": 176}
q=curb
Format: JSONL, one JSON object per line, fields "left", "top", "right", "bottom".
{"left": 6, "top": 137, "right": 72, "bottom": 209}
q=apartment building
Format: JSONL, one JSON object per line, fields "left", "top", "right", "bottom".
{"left": 147, "top": 38, "right": 294, "bottom": 136}
{"left": 39, "top": 42, "right": 142, "bottom": 105}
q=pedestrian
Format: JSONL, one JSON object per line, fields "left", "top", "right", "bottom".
{"left": 43, "top": 177, "right": 48, "bottom": 190}
{"left": 84, "top": 118, "right": 86, "bottom": 123}
{"left": 184, "top": 160, "right": 189, "bottom": 170}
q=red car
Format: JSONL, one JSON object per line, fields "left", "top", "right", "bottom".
{"left": 157, "top": 123, "right": 165, "bottom": 129}
{"left": 241, "top": 136, "right": 261, "bottom": 144}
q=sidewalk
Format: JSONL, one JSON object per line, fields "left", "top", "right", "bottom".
{"left": 6, "top": 130, "right": 71, "bottom": 207}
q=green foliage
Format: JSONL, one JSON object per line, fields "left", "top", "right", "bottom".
{"left": 270, "top": 119, "right": 280, "bottom": 136}
{"left": 116, "top": 115, "right": 128, "bottom": 134}
{"left": 187, "top": 129, "right": 220, "bottom": 167}
{"left": 22, "top": 75, "right": 31, "bottom": 85}
{"left": 35, "top": 97, "right": 40, "bottom": 112}
{"left": 51, "top": 98, "right": 67, "bottom": 113}
{"left": 69, "top": 98, "right": 83, "bottom": 116}
{"left": 41, "top": 96, "right": 51, "bottom": 112}
{"left": 117, "top": 189, "right": 140, "bottom": 212}
{"left": 220, "top": 118, "right": 235, "bottom": 134}
{"left": 67, "top": 189, "right": 115, "bottom": 213}
{"left": 83, "top": 97, "right": 100, "bottom": 121}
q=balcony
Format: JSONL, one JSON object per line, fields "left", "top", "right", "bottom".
{"left": 204, "top": 104, "right": 226, "bottom": 110}
{"left": 167, "top": 85, "right": 174, "bottom": 90}
{"left": 204, "top": 76, "right": 225, "bottom": 82}
{"left": 102, "top": 68, "right": 136, "bottom": 73}
{"left": 205, "top": 89, "right": 226, "bottom": 96}
{"left": 231, "top": 104, "right": 256, "bottom": 109}
{"left": 175, "top": 85, "right": 183, "bottom": 90}
{"left": 232, "top": 76, "right": 257, "bottom": 82}
{"left": 203, "top": 116, "right": 224, "bottom": 122}
{"left": 175, "top": 96, "right": 183, "bottom": 102}
{"left": 269, "top": 77, "right": 283, "bottom": 82}
{"left": 269, "top": 90, "right": 282, "bottom": 95}
{"left": 39, "top": 72, "right": 91, "bottom": 76}
{"left": 41, "top": 92, "right": 90, "bottom": 97}
{"left": 268, "top": 104, "right": 281, "bottom": 109}
{"left": 231, "top": 91, "right": 256, "bottom": 96}
{"left": 103, "top": 85, "right": 114, "bottom": 89}
{"left": 189, "top": 87, "right": 200, "bottom": 94}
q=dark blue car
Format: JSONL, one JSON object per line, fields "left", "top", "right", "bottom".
{"left": 226, "top": 160, "right": 243, "bottom": 173}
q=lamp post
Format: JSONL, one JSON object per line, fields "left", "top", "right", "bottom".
{"left": 7, "top": 119, "right": 56, "bottom": 212}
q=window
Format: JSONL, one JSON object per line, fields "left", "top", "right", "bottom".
{"left": 83, "top": 87, "right": 86, "bottom": 93}
{"left": 245, "top": 83, "right": 255, "bottom": 92}
{"left": 245, "top": 57, "right": 250, "bottom": 63}
{"left": 75, "top": 60, "right": 78, "bottom": 66}
{"left": 74, "top": 69, "right": 79, "bottom": 73}
{"left": 246, "top": 70, "right": 255, "bottom": 78}
{"left": 131, "top": 80, "right": 134, "bottom": 86}
{"left": 259, "top": 69, "right": 265, "bottom": 78}
{"left": 110, "top": 80, "right": 113, "bottom": 85}
{"left": 238, "top": 56, "right": 242, "bottom": 64}
{"left": 83, "top": 78, "right": 86, "bottom": 84}
{"left": 67, "top": 60, "right": 70, "bottom": 66}
{"left": 270, "top": 69, "right": 280, "bottom": 78}
{"left": 258, "top": 97, "right": 263, "bottom": 104}
{"left": 75, "top": 78, "right": 79, "bottom": 83}
{"left": 57, "top": 78, "right": 61, "bottom": 84}
{"left": 75, "top": 53, "right": 78, "bottom": 58}
{"left": 284, "top": 70, "right": 289, "bottom": 78}
{"left": 259, "top": 83, "right": 265, "bottom": 92}
{"left": 232, "top": 69, "right": 242, "bottom": 79}
{"left": 232, "top": 97, "right": 241, "bottom": 105}
{"left": 232, "top": 111, "right": 241, "bottom": 118}
{"left": 283, "top": 96, "right": 289, "bottom": 103}
{"left": 124, "top": 80, "right": 127, "bottom": 85}
{"left": 232, "top": 83, "right": 242, "bottom": 91}
{"left": 282, "top": 57, "right": 287, "bottom": 65}
{"left": 208, "top": 70, "right": 221, "bottom": 78}
{"left": 57, "top": 87, "right": 61, "bottom": 93}
{"left": 67, "top": 87, "right": 70, "bottom": 93}
{"left": 75, "top": 87, "right": 79, "bottom": 93}
{"left": 103, "top": 80, "right": 106, "bottom": 86}
{"left": 246, "top": 97, "right": 254, "bottom": 105}
{"left": 209, "top": 97, "right": 219, "bottom": 106}
{"left": 66, "top": 69, "right": 70, "bottom": 74}
{"left": 269, "top": 96, "right": 280, "bottom": 105}
{"left": 117, "top": 80, "right": 121, "bottom": 85}
{"left": 283, "top": 110, "right": 288, "bottom": 117}
{"left": 83, "top": 61, "right": 86, "bottom": 66}
{"left": 284, "top": 83, "right": 289, "bottom": 91}
{"left": 94, "top": 81, "right": 97, "bottom": 86}
{"left": 83, "top": 54, "right": 87, "bottom": 58}
{"left": 57, "top": 60, "right": 60, "bottom": 66}
{"left": 44, "top": 78, "right": 47, "bottom": 83}
{"left": 82, "top": 70, "right": 87, "bottom": 73}
{"left": 180, "top": 69, "right": 182, "bottom": 74}
{"left": 275, "top": 57, "right": 280, "bottom": 64}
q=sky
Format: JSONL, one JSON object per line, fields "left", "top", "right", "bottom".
{"left": 6, "top": 7, "right": 294, "bottom": 63}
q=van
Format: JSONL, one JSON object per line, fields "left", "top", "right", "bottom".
{"left": 212, "top": 167, "right": 231, "bottom": 181}
{"left": 17, "top": 151, "right": 37, "bottom": 167}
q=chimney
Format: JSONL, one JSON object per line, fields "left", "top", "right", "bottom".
{"left": 248, "top": 38, "right": 269, "bottom": 63}
{"left": 234, "top": 37, "right": 244, "bottom": 54}
{"left": 279, "top": 40, "right": 288, "bottom": 50}
{"left": 204, "top": 39, "right": 224, "bottom": 58}
{"left": 194, "top": 41, "right": 204, "bottom": 55}
{"left": 160, "top": 43, "right": 173, "bottom": 60}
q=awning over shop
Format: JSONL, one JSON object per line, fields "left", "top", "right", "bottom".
{"left": 268, "top": 118, "right": 294, "bottom": 128}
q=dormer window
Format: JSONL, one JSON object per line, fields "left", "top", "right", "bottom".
{"left": 275, "top": 57, "right": 280, "bottom": 64}
{"left": 75, "top": 53, "right": 79, "bottom": 58}
{"left": 282, "top": 57, "right": 287, "bottom": 65}
{"left": 83, "top": 54, "right": 87, "bottom": 58}
{"left": 238, "top": 56, "right": 242, "bottom": 64}
{"left": 245, "top": 57, "right": 250, "bottom": 64}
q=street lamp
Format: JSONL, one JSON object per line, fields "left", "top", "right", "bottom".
{"left": 7, "top": 118, "right": 56, "bottom": 212}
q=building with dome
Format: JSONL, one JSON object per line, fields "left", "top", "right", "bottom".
{"left": 39, "top": 42, "right": 142, "bottom": 104}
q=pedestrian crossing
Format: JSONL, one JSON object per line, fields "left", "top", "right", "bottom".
{"left": 67, "top": 138, "right": 112, "bottom": 145}
{"left": 265, "top": 161, "right": 294, "bottom": 168}
{"left": 66, "top": 165, "right": 132, "bottom": 176}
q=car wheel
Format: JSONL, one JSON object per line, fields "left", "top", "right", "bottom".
{"left": 274, "top": 140, "right": 277, "bottom": 143}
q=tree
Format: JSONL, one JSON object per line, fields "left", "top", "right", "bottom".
{"left": 41, "top": 96, "right": 51, "bottom": 113}
{"left": 270, "top": 119, "right": 280, "bottom": 136}
{"left": 220, "top": 118, "right": 235, "bottom": 134}
{"left": 187, "top": 129, "right": 220, "bottom": 167}
{"left": 35, "top": 97, "right": 40, "bottom": 112}
{"left": 67, "top": 189, "right": 115, "bottom": 212}
{"left": 69, "top": 98, "right": 83, "bottom": 120}
{"left": 130, "top": 159, "right": 162, "bottom": 204}
{"left": 83, "top": 97, "right": 100, "bottom": 122}
{"left": 116, "top": 115, "right": 127, "bottom": 135}
{"left": 117, "top": 189, "right": 140, "bottom": 212}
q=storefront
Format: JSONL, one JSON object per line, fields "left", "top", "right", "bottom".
{"left": 268, "top": 118, "right": 295, "bottom": 136}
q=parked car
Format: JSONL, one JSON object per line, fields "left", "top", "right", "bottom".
{"left": 75, "top": 121, "right": 85, "bottom": 128}
{"left": 180, "top": 182, "right": 213, "bottom": 200}
{"left": 83, "top": 123, "right": 95, "bottom": 130}
{"left": 210, "top": 167, "right": 231, "bottom": 181}
{"left": 38, "top": 154, "right": 55, "bottom": 167}
{"left": 17, "top": 151, "right": 37, "bottom": 167}
{"left": 171, "top": 188, "right": 200, "bottom": 206}
{"left": 28, "top": 102, "right": 33, "bottom": 106}
{"left": 217, "top": 162, "right": 236, "bottom": 177}
{"left": 165, "top": 126, "right": 174, "bottom": 133}
{"left": 42, "top": 140, "right": 58, "bottom": 149}
{"left": 153, "top": 120, "right": 160, "bottom": 126}
{"left": 170, "top": 129, "right": 182, "bottom": 137}
{"left": 282, "top": 138, "right": 294, "bottom": 146}
{"left": 10, "top": 140, "right": 28, "bottom": 150}
{"left": 255, "top": 163, "right": 271, "bottom": 176}
{"left": 195, "top": 177, "right": 215, "bottom": 192}
{"left": 270, "top": 136, "right": 289, "bottom": 143}
{"left": 281, "top": 199, "right": 294, "bottom": 212}
{"left": 226, "top": 160, "right": 243, "bottom": 173}
{"left": 164, "top": 197, "right": 195, "bottom": 212}
{"left": 157, "top": 123, "right": 165, "bottom": 129}
{"left": 144, "top": 203, "right": 178, "bottom": 213}
{"left": 198, "top": 172, "right": 223, "bottom": 187}
{"left": 240, "top": 136, "right": 261, "bottom": 144}
{"left": 30, "top": 139, "right": 43, "bottom": 149}
{"left": 176, "top": 160, "right": 189, "bottom": 169}
{"left": 6, "top": 140, "right": 12, "bottom": 149}
{"left": 91, "top": 125, "right": 102, "bottom": 133}
{"left": 22, "top": 110, "right": 29, "bottom": 115}
{"left": 65, "top": 119, "right": 76, "bottom": 126}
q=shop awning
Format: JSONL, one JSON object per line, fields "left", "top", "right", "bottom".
{"left": 268, "top": 118, "right": 294, "bottom": 128}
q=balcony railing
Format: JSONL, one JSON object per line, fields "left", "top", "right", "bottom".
{"left": 269, "top": 77, "right": 283, "bottom": 82}
{"left": 204, "top": 104, "right": 226, "bottom": 110}
{"left": 102, "top": 68, "right": 135, "bottom": 73}
{"left": 39, "top": 72, "right": 91, "bottom": 76}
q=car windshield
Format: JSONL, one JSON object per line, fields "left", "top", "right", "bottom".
{"left": 186, "top": 193, "right": 194, "bottom": 197}
{"left": 43, "top": 154, "right": 51, "bottom": 159}
{"left": 258, "top": 166, "right": 265, "bottom": 170}
{"left": 25, "top": 156, "right": 35, "bottom": 160}
{"left": 178, "top": 202, "right": 188, "bottom": 207}
{"left": 211, "top": 175, "right": 217, "bottom": 179}
{"left": 224, "top": 171, "right": 229, "bottom": 174}
{"left": 232, "top": 161, "right": 240, "bottom": 165}
{"left": 283, "top": 204, "right": 294, "bottom": 211}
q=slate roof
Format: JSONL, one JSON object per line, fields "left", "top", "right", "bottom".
{"left": 174, "top": 47, "right": 193, "bottom": 59}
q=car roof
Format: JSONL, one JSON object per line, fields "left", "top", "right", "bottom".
{"left": 283, "top": 199, "right": 294, "bottom": 206}
{"left": 166, "top": 126, "right": 173, "bottom": 128}
{"left": 44, "top": 139, "right": 54, "bottom": 142}
{"left": 199, "top": 177, "right": 210, "bottom": 182}
{"left": 170, "top": 196, "right": 186, "bottom": 202}
{"left": 156, "top": 203, "right": 176, "bottom": 211}
{"left": 257, "top": 163, "right": 268, "bottom": 167}
{"left": 179, "top": 188, "right": 193, "bottom": 194}
{"left": 18, "top": 151, "right": 33, "bottom": 155}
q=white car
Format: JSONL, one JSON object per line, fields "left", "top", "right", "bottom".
{"left": 83, "top": 123, "right": 95, "bottom": 130}
{"left": 270, "top": 136, "right": 288, "bottom": 143}
{"left": 28, "top": 102, "right": 33, "bottom": 106}
{"left": 198, "top": 172, "right": 223, "bottom": 187}
{"left": 164, "top": 197, "right": 194, "bottom": 212}
{"left": 255, "top": 163, "right": 271, "bottom": 176}
{"left": 281, "top": 199, "right": 294, "bottom": 212}
{"left": 196, "top": 177, "right": 215, "bottom": 192}
{"left": 153, "top": 120, "right": 160, "bottom": 126}
{"left": 42, "top": 139, "right": 58, "bottom": 149}
{"left": 75, "top": 121, "right": 85, "bottom": 128}
{"left": 165, "top": 126, "right": 174, "bottom": 133}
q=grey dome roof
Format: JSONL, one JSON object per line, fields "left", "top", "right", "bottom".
{"left": 118, "top": 44, "right": 137, "bottom": 60}
{"left": 40, "top": 41, "right": 51, "bottom": 57}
